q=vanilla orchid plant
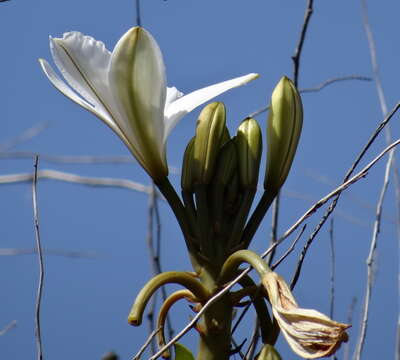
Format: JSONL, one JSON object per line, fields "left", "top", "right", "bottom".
{"left": 40, "top": 26, "right": 349, "bottom": 360}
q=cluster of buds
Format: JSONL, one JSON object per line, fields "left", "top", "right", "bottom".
{"left": 180, "top": 76, "right": 303, "bottom": 264}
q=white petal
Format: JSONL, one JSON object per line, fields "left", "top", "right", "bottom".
{"left": 165, "top": 86, "right": 183, "bottom": 108}
{"left": 109, "top": 27, "right": 168, "bottom": 175}
{"left": 39, "top": 58, "right": 113, "bottom": 126}
{"left": 163, "top": 73, "right": 259, "bottom": 139}
{"left": 50, "top": 32, "right": 118, "bottom": 118}
{"left": 39, "top": 58, "right": 148, "bottom": 169}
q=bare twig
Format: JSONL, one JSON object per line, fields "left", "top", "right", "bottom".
{"left": 0, "top": 320, "right": 17, "bottom": 336}
{"left": 0, "top": 170, "right": 153, "bottom": 195}
{"left": 247, "top": 75, "right": 371, "bottom": 118}
{"left": 353, "top": 148, "right": 393, "bottom": 360}
{"left": 283, "top": 136, "right": 400, "bottom": 255}
{"left": 300, "top": 75, "right": 372, "bottom": 93}
{"left": 135, "top": 0, "right": 142, "bottom": 27}
{"left": 0, "top": 248, "right": 99, "bottom": 258}
{"left": 133, "top": 328, "right": 162, "bottom": 360}
{"left": 360, "top": 2, "right": 400, "bottom": 359}
{"left": 244, "top": 318, "right": 260, "bottom": 360}
{"left": 292, "top": 0, "right": 314, "bottom": 87}
{"left": 343, "top": 297, "right": 358, "bottom": 360}
{"left": 271, "top": 224, "right": 306, "bottom": 270}
{"left": 289, "top": 101, "right": 400, "bottom": 288}
{"left": 0, "top": 152, "right": 135, "bottom": 164}
{"left": 329, "top": 218, "right": 335, "bottom": 319}
{"left": 0, "top": 121, "right": 50, "bottom": 151}
{"left": 32, "top": 156, "right": 44, "bottom": 360}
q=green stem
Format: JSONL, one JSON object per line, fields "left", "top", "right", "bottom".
{"left": 238, "top": 275, "right": 277, "bottom": 344}
{"left": 194, "top": 184, "right": 213, "bottom": 257}
{"left": 156, "top": 177, "right": 195, "bottom": 248}
{"left": 196, "top": 293, "right": 233, "bottom": 360}
{"left": 218, "top": 250, "right": 271, "bottom": 285}
{"left": 239, "top": 190, "right": 277, "bottom": 249}
{"left": 226, "top": 189, "right": 256, "bottom": 251}
{"left": 128, "top": 271, "right": 209, "bottom": 325}
{"left": 157, "top": 289, "right": 197, "bottom": 358}
{"left": 182, "top": 190, "right": 198, "bottom": 239}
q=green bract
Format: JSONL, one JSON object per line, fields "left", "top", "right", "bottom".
{"left": 264, "top": 76, "right": 303, "bottom": 192}
{"left": 257, "top": 344, "right": 282, "bottom": 360}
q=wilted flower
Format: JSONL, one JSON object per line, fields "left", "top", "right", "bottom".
{"left": 39, "top": 27, "right": 258, "bottom": 182}
{"left": 262, "top": 272, "right": 350, "bottom": 359}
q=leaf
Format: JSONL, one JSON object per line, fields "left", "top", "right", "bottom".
{"left": 174, "top": 343, "right": 195, "bottom": 360}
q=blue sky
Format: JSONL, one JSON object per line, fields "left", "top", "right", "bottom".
{"left": 1, "top": 0, "right": 400, "bottom": 359}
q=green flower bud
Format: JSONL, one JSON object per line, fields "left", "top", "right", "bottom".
{"left": 193, "top": 102, "right": 227, "bottom": 184}
{"left": 264, "top": 76, "right": 303, "bottom": 192}
{"left": 257, "top": 344, "right": 282, "bottom": 360}
{"left": 181, "top": 137, "right": 195, "bottom": 193}
{"left": 235, "top": 117, "right": 262, "bottom": 188}
{"left": 213, "top": 139, "right": 238, "bottom": 186}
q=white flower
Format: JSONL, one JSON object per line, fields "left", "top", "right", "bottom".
{"left": 39, "top": 27, "right": 258, "bottom": 181}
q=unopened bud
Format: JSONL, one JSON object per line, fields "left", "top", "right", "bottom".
{"left": 213, "top": 139, "right": 237, "bottom": 186}
{"left": 236, "top": 117, "right": 262, "bottom": 188}
{"left": 193, "top": 102, "right": 226, "bottom": 184}
{"left": 181, "top": 137, "right": 195, "bottom": 192}
{"left": 264, "top": 76, "right": 302, "bottom": 192}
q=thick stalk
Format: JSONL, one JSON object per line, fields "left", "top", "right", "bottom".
{"left": 196, "top": 268, "right": 233, "bottom": 360}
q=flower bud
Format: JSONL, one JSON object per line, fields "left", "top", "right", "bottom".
{"left": 181, "top": 137, "right": 195, "bottom": 193}
{"left": 236, "top": 118, "right": 262, "bottom": 189}
{"left": 264, "top": 76, "right": 302, "bottom": 192}
{"left": 262, "top": 272, "right": 350, "bottom": 359}
{"left": 213, "top": 139, "right": 238, "bottom": 186}
{"left": 257, "top": 344, "right": 282, "bottom": 360}
{"left": 193, "top": 102, "right": 226, "bottom": 184}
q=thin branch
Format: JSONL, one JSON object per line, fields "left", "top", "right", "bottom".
{"left": 0, "top": 248, "right": 99, "bottom": 258}
{"left": 244, "top": 317, "right": 260, "bottom": 360}
{"left": 135, "top": 0, "right": 142, "bottom": 27}
{"left": 300, "top": 75, "right": 372, "bottom": 93}
{"left": 343, "top": 297, "right": 358, "bottom": 360}
{"left": 360, "top": 2, "right": 400, "bottom": 360}
{"left": 271, "top": 224, "right": 306, "bottom": 270}
{"left": 0, "top": 320, "right": 17, "bottom": 336}
{"left": 0, "top": 170, "right": 153, "bottom": 195}
{"left": 282, "top": 136, "right": 400, "bottom": 255}
{"left": 32, "top": 156, "right": 44, "bottom": 360}
{"left": 247, "top": 74, "right": 371, "bottom": 118}
{"left": 292, "top": 0, "right": 314, "bottom": 87}
{"left": 0, "top": 121, "right": 50, "bottom": 151}
{"left": 329, "top": 218, "right": 335, "bottom": 319}
{"left": 353, "top": 148, "right": 393, "bottom": 360}
{"left": 288, "top": 101, "right": 400, "bottom": 288}
{"left": 133, "top": 328, "right": 162, "bottom": 360}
